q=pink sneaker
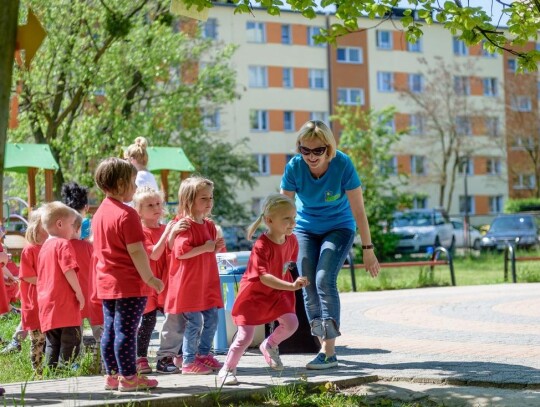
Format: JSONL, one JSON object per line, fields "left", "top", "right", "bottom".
{"left": 181, "top": 360, "right": 213, "bottom": 375}
{"left": 196, "top": 354, "right": 223, "bottom": 371}
{"left": 173, "top": 355, "right": 183, "bottom": 369}
{"left": 136, "top": 357, "right": 152, "bottom": 374}
{"left": 118, "top": 374, "right": 158, "bottom": 392}
{"left": 104, "top": 374, "right": 119, "bottom": 390}
{"left": 259, "top": 338, "right": 284, "bottom": 371}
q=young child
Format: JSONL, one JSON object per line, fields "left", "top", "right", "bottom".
{"left": 218, "top": 194, "right": 308, "bottom": 385}
{"left": 92, "top": 157, "right": 163, "bottom": 392}
{"left": 37, "top": 202, "right": 85, "bottom": 368}
{"left": 132, "top": 186, "right": 174, "bottom": 374}
{"left": 61, "top": 182, "right": 91, "bottom": 240}
{"left": 18, "top": 209, "right": 48, "bottom": 374}
{"left": 163, "top": 176, "right": 224, "bottom": 375}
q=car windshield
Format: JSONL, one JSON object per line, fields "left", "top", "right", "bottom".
{"left": 393, "top": 212, "right": 433, "bottom": 227}
{"left": 490, "top": 216, "right": 534, "bottom": 232}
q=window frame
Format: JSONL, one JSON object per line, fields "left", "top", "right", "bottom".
{"left": 250, "top": 109, "right": 269, "bottom": 131}
{"left": 246, "top": 21, "right": 266, "bottom": 43}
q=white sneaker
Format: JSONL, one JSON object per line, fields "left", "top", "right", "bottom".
{"left": 218, "top": 367, "right": 238, "bottom": 386}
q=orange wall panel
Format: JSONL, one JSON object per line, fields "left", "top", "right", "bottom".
{"left": 474, "top": 157, "right": 487, "bottom": 175}
{"left": 475, "top": 195, "right": 489, "bottom": 215}
{"left": 269, "top": 110, "right": 283, "bottom": 131}
{"left": 270, "top": 154, "right": 287, "bottom": 175}
{"left": 397, "top": 155, "right": 411, "bottom": 175}
{"left": 295, "top": 111, "right": 310, "bottom": 130}
{"left": 395, "top": 113, "right": 409, "bottom": 132}
{"left": 267, "top": 22, "right": 281, "bottom": 44}
{"left": 469, "top": 43, "right": 482, "bottom": 57}
{"left": 470, "top": 76, "right": 483, "bottom": 96}
{"left": 294, "top": 68, "right": 309, "bottom": 88}
{"left": 268, "top": 66, "right": 282, "bottom": 88}
{"left": 292, "top": 24, "right": 307, "bottom": 46}
{"left": 394, "top": 72, "right": 408, "bottom": 92}
{"left": 471, "top": 116, "right": 484, "bottom": 136}
{"left": 393, "top": 31, "right": 407, "bottom": 51}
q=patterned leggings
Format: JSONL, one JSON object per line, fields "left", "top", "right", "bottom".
{"left": 101, "top": 297, "right": 147, "bottom": 376}
{"left": 29, "top": 329, "right": 45, "bottom": 374}
{"left": 137, "top": 309, "right": 157, "bottom": 358}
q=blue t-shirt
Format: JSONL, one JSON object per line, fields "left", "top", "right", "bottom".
{"left": 81, "top": 217, "right": 91, "bottom": 240}
{"left": 280, "top": 150, "right": 361, "bottom": 235}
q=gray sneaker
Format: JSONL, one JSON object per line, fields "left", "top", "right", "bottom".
{"left": 218, "top": 367, "right": 238, "bottom": 386}
{"left": 306, "top": 353, "right": 338, "bottom": 370}
{"left": 259, "top": 339, "right": 283, "bottom": 371}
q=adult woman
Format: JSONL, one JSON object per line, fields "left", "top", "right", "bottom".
{"left": 125, "top": 137, "right": 159, "bottom": 191}
{"left": 280, "top": 120, "right": 380, "bottom": 369}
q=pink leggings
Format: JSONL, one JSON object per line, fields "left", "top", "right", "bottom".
{"left": 224, "top": 313, "right": 298, "bottom": 370}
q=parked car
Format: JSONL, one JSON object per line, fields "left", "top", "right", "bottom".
{"left": 480, "top": 214, "right": 540, "bottom": 251}
{"left": 450, "top": 218, "right": 483, "bottom": 250}
{"left": 391, "top": 209, "right": 455, "bottom": 254}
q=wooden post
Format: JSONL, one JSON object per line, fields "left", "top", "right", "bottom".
{"left": 27, "top": 167, "right": 37, "bottom": 209}
{"left": 44, "top": 169, "right": 54, "bottom": 202}
{"left": 160, "top": 169, "right": 169, "bottom": 202}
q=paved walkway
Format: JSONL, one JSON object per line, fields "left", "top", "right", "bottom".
{"left": 2, "top": 283, "right": 540, "bottom": 406}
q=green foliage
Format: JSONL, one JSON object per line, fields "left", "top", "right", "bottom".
{"left": 10, "top": 0, "right": 256, "bottom": 222}
{"left": 504, "top": 198, "right": 540, "bottom": 213}
{"left": 333, "top": 106, "right": 410, "bottom": 261}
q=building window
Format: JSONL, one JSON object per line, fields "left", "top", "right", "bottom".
{"left": 412, "top": 196, "right": 428, "bottom": 209}
{"left": 248, "top": 66, "right": 268, "bottom": 88}
{"left": 282, "top": 67, "right": 293, "bottom": 88}
{"left": 511, "top": 96, "right": 532, "bottom": 112}
{"left": 250, "top": 110, "right": 268, "bottom": 131}
{"left": 409, "top": 74, "right": 424, "bottom": 93}
{"left": 310, "top": 111, "right": 329, "bottom": 123}
{"left": 407, "top": 39, "right": 422, "bottom": 52}
{"left": 453, "top": 37, "right": 468, "bottom": 56}
{"left": 483, "top": 78, "right": 498, "bottom": 97}
{"left": 485, "top": 117, "right": 500, "bottom": 137}
{"left": 486, "top": 157, "right": 501, "bottom": 175}
{"left": 308, "top": 69, "right": 327, "bottom": 89}
{"left": 252, "top": 154, "right": 270, "bottom": 176}
{"left": 202, "top": 18, "right": 218, "bottom": 39}
{"left": 379, "top": 116, "right": 395, "bottom": 132}
{"left": 307, "top": 26, "right": 324, "bottom": 46}
{"left": 283, "top": 111, "right": 294, "bottom": 131}
{"left": 281, "top": 24, "right": 291, "bottom": 44}
{"left": 379, "top": 156, "right": 397, "bottom": 175}
{"left": 246, "top": 22, "right": 265, "bottom": 43}
{"left": 336, "top": 47, "right": 363, "bottom": 64}
{"left": 203, "top": 109, "right": 220, "bottom": 131}
{"left": 337, "top": 88, "right": 364, "bottom": 105}
{"left": 489, "top": 196, "right": 503, "bottom": 213}
{"left": 458, "top": 158, "right": 474, "bottom": 175}
{"left": 459, "top": 195, "right": 475, "bottom": 215}
{"left": 454, "top": 76, "right": 470, "bottom": 95}
{"left": 377, "top": 72, "right": 394, "bottom": 92}
{"left": 456, "top": 116, "right": 472, "bottom": 136}
{"left": 376, "top": 30, "right": 392, "bottom": 50}
{"left": 514, "top": 174, "right": 536, "bottom": 190}
{"left": 410, "top": 114, "right": 425, "bottom": 135}
{"left": 512, "top": 135, "right": 535, "bottom": 150}
{"left": 508, "top": 59, "right": 517, "bottom": 72}
{"left": 411, "top": 155, "right": 426, "bottom": 175}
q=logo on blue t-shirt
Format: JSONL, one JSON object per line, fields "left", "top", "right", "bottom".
{"left": 325, "top": 190, "right": 340, "bottom": 202}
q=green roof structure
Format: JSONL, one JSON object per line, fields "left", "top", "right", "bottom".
{"left": 146, "top": 146, "right": 195, "bottom": 173}
{"left": 4, "top": 143, "right": 59, "bottom": 173}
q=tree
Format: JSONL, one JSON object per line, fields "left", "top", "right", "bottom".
{"left": 334, "top": 105, "right": 410, "bottom": 261}
{"left": 10, "top": 0, "right": 257, "bottom": 222}
{"left": 188, "top": 0, "right": 540, "bottom": 71}
{"left": 399, "top": 57, "right": 505, "bottom": 213}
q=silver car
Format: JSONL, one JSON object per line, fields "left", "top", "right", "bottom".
{"left": 392, "top": 209, "right": 455, "bottom": 254}
{"left": 450, "top": 218, "right": 482, "bottom": 250}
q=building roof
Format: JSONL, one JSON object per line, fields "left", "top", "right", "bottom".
{"left": 145, "top": 146, "right": 196, "bottom": 174}
{"left": 4, "top": 143, "right": 59, "bottom": 174}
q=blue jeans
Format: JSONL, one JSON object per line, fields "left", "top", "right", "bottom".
{"left": 182, "top": 307, "right": 219, "bottom": 364}
{"left": 295, "top": 228, "right": 355, "bottom": 340}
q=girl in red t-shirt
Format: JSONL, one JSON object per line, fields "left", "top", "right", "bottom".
{"left": 132, "top": 186, "right": 174, "bottom": 375}
{"left": 164, "top": 176, "right": 225, "bottom": 375}
{"left": 92, "top": 157, "right": 164, "bottom": 392}
{"left": 218, "top": 194, "right": 309, "bottom": 386}
{"left": 19, "top": 209, "right": 48, "bottom": 374}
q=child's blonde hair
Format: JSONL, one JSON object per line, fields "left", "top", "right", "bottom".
{"left": 125, "top": 136, "right": 150, "bottom": 166}
{"left": 41, "top": 202, "right": 81, "bottom": 234}
{"left": 132, "top": 186, "right": 165, "bottom": 213}
{"left": 296, "top": 120, "right": 337, "bottom": 159}
{"left": 177, "top": 176, "right": 214, "bottom": 218}
{"left": 94, "top": 157, "right": 137, "bottom": 196}
{"left": 247, "top": 194, "right": 296, "bottom": 239}
{"left": 25, "top": 208, "right": 45, "bottom": 245}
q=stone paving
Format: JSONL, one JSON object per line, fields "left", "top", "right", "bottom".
{"left": 1, "top": 283, "right": 539, "bottom": 406}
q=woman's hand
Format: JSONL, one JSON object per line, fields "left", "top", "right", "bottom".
{"left": 363, "top": 249, "right": 380, "bottom": 277}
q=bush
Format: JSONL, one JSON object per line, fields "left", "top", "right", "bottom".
{"left": 504, "top": 198, "right": 540, "bottom": 213}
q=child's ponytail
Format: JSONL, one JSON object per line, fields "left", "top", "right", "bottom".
{"left": 246, "top": 213, "right": 264, "bottom": 240}
{"left": 246, "top": 194, "right": 296, "bottom": 240}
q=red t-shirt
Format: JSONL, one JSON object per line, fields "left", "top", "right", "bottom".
{"left": 37, "top": 237, "right": 81, "bottom": 332}
{"left": 231, "top": 233, "right": 299, "bottom": 326}
{"left": 19, "top": 244, "right": 42, "bottom": 331}
{"left": 0, "top": 245, "right": 10, "bottom": 316}
{"left": 92, "top": 197, "right": 151, "bottom": 299}
{"left": 165, "top": 218, "right": 223, "bottom": 314}
{"left": 142, "top": 225, "right": 168, "bottom": 314}
{"left": 70, "top": 239, "right": 96, "bottom": 320}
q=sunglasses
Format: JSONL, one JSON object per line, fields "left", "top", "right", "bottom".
{"left": 299, "top": 145, "right": 327, "bottom": 156}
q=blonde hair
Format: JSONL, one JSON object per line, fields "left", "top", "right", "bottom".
{"left": 296, "top": 120, "right": 337, "bottom": 159}
{"left": 247, "top": 194, "right": 296, "bottom": 239}
{"left": 125, "top": 136, "right": 149, "bottom": 166}
{"left": 25, "top": 208, "right": 45, "bottom": 245}
{"left": 41, "top": 202, "right": 80, "bottom": 234}
{"left": 94, "top": 157, "right": 137, "bottom": 196}
{"left": 177, "top": 176, "right": 214, "bottom": 218}
{"left": 132, "top": 186, "right": 165, "bottom": 214}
